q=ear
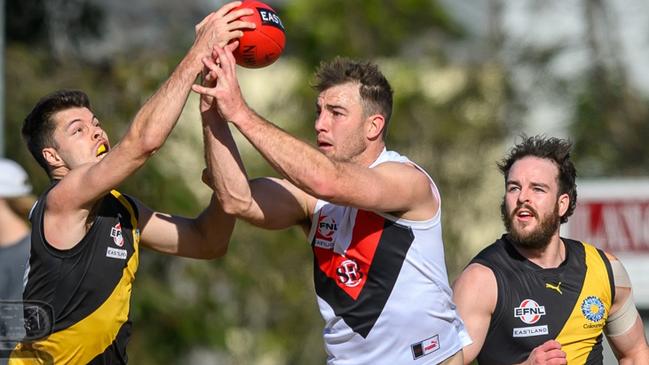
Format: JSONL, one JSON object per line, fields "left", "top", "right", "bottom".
{"left": 366, "top": 114, "right": 385, "bottom": 141}
{"left": 42, "top": 147, "right": 65, "bottom": 170}
{"left": 558, "top": 193, "right": 570, "bottom": 217}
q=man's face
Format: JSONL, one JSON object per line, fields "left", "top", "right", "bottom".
{"left": 501, "top": 156, "right": 568, "bottom": 250}
{"left": 314, "top": 82, "right": 368, "bottom": 162}
{"left": 46, "top": 107, "right": 110, "bottom": 171}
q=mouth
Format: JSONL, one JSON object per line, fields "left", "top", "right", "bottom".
{"left": 514, "top": 206, "right": 537, "bottom": 221}
{"left": 96, "top": 143, "right": 109, "bottom": 157}
{"left": 317, "top": 140, "right": 333, "bottom": 150}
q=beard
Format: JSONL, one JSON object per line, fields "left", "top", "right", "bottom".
{"left": 501, "top": 199, "right": 561, "bottom": 250}
{"left": 331, "top": 134, "right": 366, "bottom": 163}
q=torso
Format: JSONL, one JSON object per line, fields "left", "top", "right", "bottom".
{"left": 307, "top": 149, "right": 470, "bottom": 365}
{"left": 11, "top": 187, "right": 140, "bottom": 364}
{"left": 472, "top": 235, "right": 614, "bottom": 365}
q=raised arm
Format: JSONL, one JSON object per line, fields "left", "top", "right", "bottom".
{"left": 196, "top": 49, "right": 313, "bottom": 232}
{"left": 192, "top": 45, "right": 436, "bottom": 221}
{"left": 50, "top": 2, "right": 255, "bottom": 211}
{"left": 605, "top": 256, "right": 649, "bottom": 364}
{"left": 43, "top": 3, "right": 255, "bottom": 250}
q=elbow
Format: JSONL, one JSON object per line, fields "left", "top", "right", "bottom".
{"left": 218, "top": 192, "right": 254, "bottom": 218}
{"left": 121, "top": 132, "right": 163, "bottom": 161}
{"left": 203, "top": 241, "right": 229, "bottom": 259}
{"left": 139, "top": 134, "right": 164, "bottom": 157}
{"left": 307, "top": 175, "right": 338, "bottom": 202}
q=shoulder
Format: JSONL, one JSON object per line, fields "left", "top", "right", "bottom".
{"left": 456, "top": 263, "right": 497, "bottom": 285}
{"left": 471, "top": 238, "right": 508, "bottom": 265}
{"left": 453, "top": 263, "right": 498, "bottom": 309}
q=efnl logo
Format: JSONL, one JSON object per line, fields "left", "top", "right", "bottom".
{"left": 514, "top": 299, "right": 546, "bottom": 324}
{"left": 314, "top": 214, "right": 337, "bottom": 249}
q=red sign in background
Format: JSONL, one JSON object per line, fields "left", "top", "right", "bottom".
{"left": 567, "top": 200, "right": 649, "bottom": 253}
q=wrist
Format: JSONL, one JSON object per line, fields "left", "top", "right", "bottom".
{"left": 227, "top": 104, "right": 255, "bottom": 128}
{"left": 184, "top": 45, "right": 209, "bottom": 76}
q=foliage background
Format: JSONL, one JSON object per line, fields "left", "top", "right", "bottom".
{"left": 4, "top": 0, "right": 648, "bottom": 363}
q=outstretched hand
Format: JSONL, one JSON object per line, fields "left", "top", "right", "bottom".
{"left": 523, "top": 340, "right": 567, "bottom": 365}
{"left": 198, "top": 41, "right": 240, "bottom": 114}
{"left": 192, "top": 44, "right": 249, "bottom": 124}
{"left": 193, "top": 1, "right": 255, "bottom": 56}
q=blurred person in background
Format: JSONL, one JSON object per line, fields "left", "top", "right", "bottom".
{"left": 0, "top": 159, "right": 35, "bottom": 365}
{"left": 453, "top": 135, "right": 649, "bottom": 364}
{"left": 8, "top": 2, "right": 255, "bottom": 364}
{"left": 193, "top": 47, "right": 471, "bottom": 364}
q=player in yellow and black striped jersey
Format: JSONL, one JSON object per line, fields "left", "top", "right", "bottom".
{"left": 8, "top": 3, "right": 257, "bottom": 363}
{"left": 468, "top": 235, "right": 614, "bottom": 364}
{"left": 452, "top": 136, "right": 649, "bottom": 365}
{"left": 11, "top": 188, "right": 139, "bottom": 364}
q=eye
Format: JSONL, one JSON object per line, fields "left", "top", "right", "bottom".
{"left": 73, "top": 127, "right": 83, "bottom": 135}
{"left": 507, "top": 185, "right": 520, "bottom": 193}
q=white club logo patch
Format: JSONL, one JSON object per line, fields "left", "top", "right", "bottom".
{"left": 336, "top": 259, "right": 364, "bottom": 287}
{"left": 514, "top": 299, "right": 546, "bottom": 324}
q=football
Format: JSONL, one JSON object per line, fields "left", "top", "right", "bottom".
{"left": 232, "top": 0, "right": 286, "bottom": 68}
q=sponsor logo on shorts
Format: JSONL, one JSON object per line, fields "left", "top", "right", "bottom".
{"left": 514, "top": 299, "right": 546, "bottom": 324}
{"left": 411, "top": 334, "right": 440, "bottom": 360}
{"left": 513, "top": 325, "right": 549, "bottom": 338}
{"left": 106, "top": 247, "right": 127, "bottom": 260}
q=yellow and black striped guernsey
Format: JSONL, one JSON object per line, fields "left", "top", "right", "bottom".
{"left": 472, "top": 234, "right": 614, "bottom": 365}
{"left": 10, "top": 185, "right": 140, "bottom": 364}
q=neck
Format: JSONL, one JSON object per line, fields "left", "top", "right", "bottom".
{"left": 512, "top": 233, "right": 565, "bottom": 269}
{"left": 354, "top": 141, "right": 385, "bottom": 167}
{"left": 0, "top": 199, "right": 29, "bottom": 247}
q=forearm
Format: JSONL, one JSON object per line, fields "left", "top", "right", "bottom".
{"left": 124, "top": 51, "right": 203, "bottom": 155}
{"left": 203, "top": 112, "right": 253, "bottom": 215}
{"left": 229, "top": 108, "right": 338, "bottom": 197}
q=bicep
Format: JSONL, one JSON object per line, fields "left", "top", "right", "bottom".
{"left": 326, "top": 162, "right": 436, "bottom": 219}
{"left": 605, "top": 256, "right": 649, "bottom": 359}
{"left": 135, "top": 199, "right": 207, "bottom": 257}
{"left": 246, "top": 177, "right": 313, "bottom": 230}
{"left": 452, "top": 264, "right": 497, "bottom": 364}
{"left": 607, "top": 316, "right": 649, "bottom": 360}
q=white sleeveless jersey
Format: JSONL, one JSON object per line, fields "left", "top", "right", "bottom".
{"left": 307, "top": 149, "right": 471, "bottom": 364}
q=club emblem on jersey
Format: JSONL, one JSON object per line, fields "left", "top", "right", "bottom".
{"left": 110, "top": 223, "right": 124, "bottom": 247}
{"left": 581, "top": 296, "right": 605, "bottom": 322}
{"left": 315, "top": 214, "right": 337, "bottom": 249}
{"left": 514, "top": 299, "right": 546, "bottom": 324}
{"left": 336, "top": 259, "right": 364, "bottom": 287}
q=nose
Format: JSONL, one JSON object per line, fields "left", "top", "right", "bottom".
{"left": 315, "top": 112, "right": 329, "bottom": 133}
{"left": 92, "top": 125, "right": 104, "bottom": 141}
{"left": 517, "top": 187, "right": 530, "bottom": 205}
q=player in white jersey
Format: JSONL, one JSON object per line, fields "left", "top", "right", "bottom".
{"left": 192, "top": 51, "right": 471, "bottom": 364}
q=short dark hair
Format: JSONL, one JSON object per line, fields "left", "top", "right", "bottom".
{"left": 22, "top": 90, "right": 91, "bottom": 175}
{"left": 498, "top": 135, "right": 577, "bottom": 224}
{"left": 313, "top": 57, "right": 393, "bottom": 135}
